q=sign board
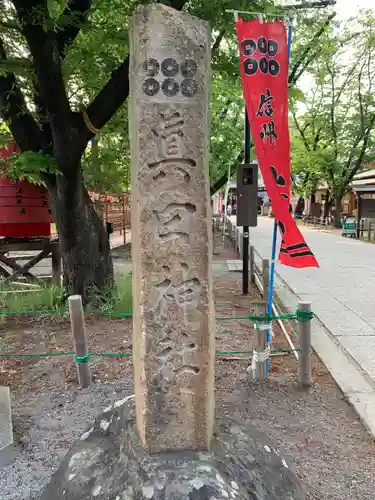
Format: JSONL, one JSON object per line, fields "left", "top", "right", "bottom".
{"left": 237, "top": 162, "right": 258, "bottom": 227}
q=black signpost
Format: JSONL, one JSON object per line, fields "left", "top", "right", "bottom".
{"left": 242, "top": 111, "right": 251, "bottom": 295}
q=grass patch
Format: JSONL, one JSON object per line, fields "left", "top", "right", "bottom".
{"left": 0, "top": 274, "right": 133, "bottom": 317}
{"left": 90, "top": 274, "right": 133, "bottom": 315}
{"left": 0, "top": 280, "right": 65, "bottom": 313}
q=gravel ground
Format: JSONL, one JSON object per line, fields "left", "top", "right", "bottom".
{"left": 0, "top": 317, "right": 134, "bottom": 500}
{"left": 0, "top": 237, "right": 375, "bottom": 499}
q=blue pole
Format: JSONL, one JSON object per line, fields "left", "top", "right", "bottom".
{"left": 266, "top": 23, "right": 293, "bottom": 376}
{"left": 287, "top": 24, "right": 293, "bottom": 63}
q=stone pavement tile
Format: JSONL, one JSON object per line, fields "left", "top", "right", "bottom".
{"left": 313, "top": 322, "right": 375, "bottom": 394}
{"left": 346, "top": 392, "right": 375, "bottom": 437}
{"left": 285, "top": 288, "right": 375, "bottom": 336}
{"left": 317, "top": 311, "right": 374, "bottom": 337}
{"left": 341, "top": 304, "right": 375, "bottom": 324}
{"left": 339, "top": 336, "right": 375, "bottom": 382}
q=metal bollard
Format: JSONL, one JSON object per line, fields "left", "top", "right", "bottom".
{"left": 297, "top": 301, "right": 312, "bottom": 389}
{"left": 69, "top": 295, "right": 91, "bottom": 388}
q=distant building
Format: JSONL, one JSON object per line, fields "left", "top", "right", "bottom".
{"left": 350, "top": 169, "right": 375, "bottom": 221}
{"left": 211, "top": 169, "right": 267, "bottom": 215}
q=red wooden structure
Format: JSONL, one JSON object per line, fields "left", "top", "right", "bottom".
{"left": 0, "top": 142, "right": 53, "bottom": 238}
{"left": 89, "top": 190, "right": 131, "bottom": 244}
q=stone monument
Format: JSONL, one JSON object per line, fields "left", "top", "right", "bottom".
{"left": 128, "top": 1, "right": 215, "bottom": 454}
{"left": 40, "top": 6, "right": 307, "bottom": 499}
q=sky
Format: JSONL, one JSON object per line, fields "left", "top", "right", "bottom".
{"left": 335, "top": 0, "right": 374, "bottom": 20}
{"left": 296, "top": 0, "right": 374, "bottom": 99}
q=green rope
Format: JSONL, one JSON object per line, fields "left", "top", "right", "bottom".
{"left": 74, "top": 353, "right": 91, "bottom": 364}
{"left": 0, "top": 351, "right": 74, "bottom": 357}
{"left": 272, "top": 347, "right": 300, "bottom": 354}
{"left": 0, "top": 309, "right": 313, "bottom": 323}
{"left": 0, "top": 351, "right": 131, "bottom": 358}
{"left": 296, "top": 309, "right": 313, "bottom": 322}
{"left": 93, "top": 352, "right": 132, "bottom": 358}
{"left": 0, "top": 309, "right": 68, "bottom": 316}
{"left": 87, "top": 310, "right": 133, "bottom": 317}
{"left": 0, "top": 348, "right": 299, "bottom": 358}
{"left": 216, "top": 350, "right": 251, "bottom": 355}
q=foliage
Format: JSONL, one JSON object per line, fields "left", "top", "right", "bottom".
{"left": 91, "top": 273, "right": 132, "bottom": 314}
{"left": 209, "top": 73, "right": 243, "bottom": 187}
{"left": 0, "top": 0, "right": 276, "bottom": 194}
{"left": 0, "top": 0, "right": 335, "bottom": 194}
{"left": 208, "top": 5, "right": 338, "bottom": 194}
{"left": 0, "top": 273, "right": 132, "bottom": 314}
{"left": 0, "top": 280, "right": 65, "bottom": 312}
{"left": 0, "top": 0, "right": 339, "bottom": 295}
{"left": 0, "top": 121, "right": 12, "bottom": 146}
{"left": 290, "top": 10, "right": 375, "bottom": 212}
{"left": 0, "top": 150, "right": 58, "bottom": 184}
{"left": 82, "top": 111, "right": 130, "bottom": 193}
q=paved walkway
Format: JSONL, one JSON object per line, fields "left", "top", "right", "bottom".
{"left": 250, "top": 217, "right": 375, "bottom": 383}
{"left": 227, "top": 215, "right": 375, "bottom": 436}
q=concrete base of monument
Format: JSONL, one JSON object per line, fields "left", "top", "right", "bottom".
{"left": 40, "top": 395, "right": 306, "bottom": 500}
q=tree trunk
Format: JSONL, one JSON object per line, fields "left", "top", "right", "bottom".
{"left": 333, "top": 196, "right": 343, "bottom": 227}
{"left": 323, "top": 198, "right": 332, "bottom": 221}
{"left": 294, "top": 196, "right": 305, "bottom": 217}
{"left": 49, "top": 165, "right": 114, "bottom": 301}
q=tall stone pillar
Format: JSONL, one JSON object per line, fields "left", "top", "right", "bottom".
{"left": 129, "top": 4, "right": 215, "bottom": 453}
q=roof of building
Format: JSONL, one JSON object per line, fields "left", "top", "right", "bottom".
{"left": 351, "top": 178, "right": 375, "bottom": 186}
{"left": 352, "top": 186, "right": 375, "bottom": 193}
{"left": 353, "top": 169, "right": 375, "bottom": 181}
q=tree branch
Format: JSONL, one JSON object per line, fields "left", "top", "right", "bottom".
{"left": 81, "top": 0, "right": 189, "bottom": 143}
{"left": 289, "top": 13, "right": 336, "bottom": 85}
{"left": 327, "top": 67, "right": 338, "bottom": 158}
{"left": 313, "top": 130, "right": 321, "bottom": 151}
{"left": 13, "top": 0, "right": 72, "bottom": 133}
{"left": 56, "top": 0, "right": 93, "bottom": 57}
{"left": 284, "top": 0, "right": 336, "bottom": 8}
{"left": 210, "top": 150, "right": 244, "bottom": 195}
{"left": 29, "top": 1, "right": 91, "bottom": 152}
{"left": 353, "top": 115, "right": 375, "bottom": 172}
{"left": 215, "top": 98, "right": 232, "bottom": 123}
{"left": 0, "top": 57, "right": 32, "bottom": 73}
{"left": 358, "top": 60, "right": 367, "bottom": 136}
{"left": 159, "top": 0, "right": 188, "bottom": 9}
{"left": 0, "top": 37, "right": 44, "bottom": 152}
{"left": 0, "top": 20, "right": 21, "bottom": 31}
{"left": 346, "top": 114, "right": 375, "bottom": 182}
{"left": 212, "top": 29, "right": 225, "bottom": 57}
{"left": 82, "top": 56, "right": 129, "bottom": 140}
{"left": 291, "top": 108, "right": 311, "bottom": 152}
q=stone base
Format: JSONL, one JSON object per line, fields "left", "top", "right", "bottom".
{"left": 40, "top": 396, "right": 306, "bottom": 499}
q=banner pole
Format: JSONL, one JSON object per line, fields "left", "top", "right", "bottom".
{"left": 242, "top": 109, "right": 251, "bottom": 295}
{"left": 266, "top": 23, "right": 293, "bottom": 376}
{"left": 233, "top": 9, "right": 250, "bottom": 295}
{"left": 222, "top": 163, "right": 231, "bottom": 245}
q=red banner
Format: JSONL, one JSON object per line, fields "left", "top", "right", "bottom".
{"left": 236, "top": 18, "right": 318, "bottom": 268}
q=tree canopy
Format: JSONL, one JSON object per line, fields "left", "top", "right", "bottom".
{"left": 0, "top": 0, "right": 337, "bottom": 193}
{"left": 0, "top": 0, "right": 339, "bottom": 296}
{"left": 291, "top": 9, "right": 375, "bottom": 217}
